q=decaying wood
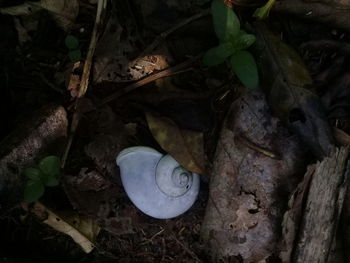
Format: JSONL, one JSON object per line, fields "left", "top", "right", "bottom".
{"left": 201, "top": 90, "right": 306, "bottom": 262}
{"left": 0, "top": 105, "right": 68, "bottom": 210}
{"left": 280, "top": 147, "right": 350, "bottom": 263}
{"left": 337, "top": 156, "right": 350, "bottom": 263}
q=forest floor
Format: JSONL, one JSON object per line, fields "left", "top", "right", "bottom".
{"left": 0, "top": 0, "right": 350, "bottom": 262}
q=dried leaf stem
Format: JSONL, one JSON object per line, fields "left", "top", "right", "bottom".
{"left": 61, "top": 0, "right": 107, "bottom": 168}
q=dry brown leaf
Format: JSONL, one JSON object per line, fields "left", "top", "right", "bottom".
{"left": 129, "top": 55, "right": 170, "bottom": 80}
{"left": 146, "top": 112, "right": 206, "bottom": 175}
{"left": 26, "top": 202, "right": 99, "bottom": 253}
{"left": 182, "top": 129, "right": 206, "bottom": 173}
{"left": 93, "top": 2, "right": 150, "bottom": 83}
{"left": 67, "top": 61, "right": 82, "bottom": 98}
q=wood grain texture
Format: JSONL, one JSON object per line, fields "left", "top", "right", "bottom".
{"left": 293, "top": 147, "right": 350, "bottom": 263}
{"left": 281, "top": 147, "right": 350, "bottom": 263}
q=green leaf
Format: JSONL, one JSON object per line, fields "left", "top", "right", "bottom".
{"left": 253, "top": 0, "right": 276, "bottom": 20}
{"left": 68, "top": 49, "right": 81, "bottom": 62}
{"left": 46, "top": 174, "right": 59, "bottom": 187}
{"left": 39, "top": 156, "right": 60, "bottom": 186}
{"left": 230, "top": 50, "right": 259, "bottom": 89}
{"left": 65, "top": 35, "right": 79, "bottom": 49}
{"left": 211, "top": 0, "right": 240, "bottom": 42}
{"left": 24, "top": 179, "right": 45, "bottom": 203}
{"left": 233, "top": 31, "right": 256, "bottom": 51}
{"left": 24, "top": 168, "right": 42, "bottom": 181}
{"left": 203, "top": 43, "right": 235, "bottom": 66}
{"left": 39, "top": 155, "right": 60, "bottom": 176}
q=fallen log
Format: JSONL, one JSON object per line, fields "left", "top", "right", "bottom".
{"left": 201, "top": 90, "right": 306, "bottom": 262}
{"left": 280, "top": 147, "right": 350, "bottom": 263}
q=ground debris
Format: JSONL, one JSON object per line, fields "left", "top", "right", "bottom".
{"left": 24, "top": 201, "right": 99, "bottom": 253}
{"left": 3, "top": 0, "right": 350, "bottom": 261}
{"left": 0, "top": 105, "right": 67, "bottom": 210}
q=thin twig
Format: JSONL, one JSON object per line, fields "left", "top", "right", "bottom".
{"left": 140, "top": 228, "right": 165, "bottom": 245}
{"left": 171, "top": 234, "right": 201, "bottom": 262}
{"left": 61, "top": 0, "right": 107, "bottom": 168}
{"left": 78, "top": 0, "right": 105, "bottom": 98}
{"left": 140, "top": 9, "right": 210, "bottom": 57}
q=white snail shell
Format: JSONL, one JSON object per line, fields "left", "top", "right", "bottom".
{"left": 116, "top": 146, "right": 200, "bottom": 219}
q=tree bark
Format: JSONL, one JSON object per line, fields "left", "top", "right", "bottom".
{"left": 280, "top": 147, "right": 350, "bottom": 263}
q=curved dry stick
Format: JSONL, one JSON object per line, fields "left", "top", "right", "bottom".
{"left": 139, "top": 9, "right": 210, "bottom": 57}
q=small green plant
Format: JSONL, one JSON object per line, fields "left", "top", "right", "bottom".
{"left": 23, "top": 156, "right": 61, "bottom": 203}
{"left": 203, "top": 0, "right": 259, "bottom": 89}
{"left": 253, "top": 0, "right": 276, "bottom": 19}
{"left": 65, "top": 35, "right": 81, "bottom": 62}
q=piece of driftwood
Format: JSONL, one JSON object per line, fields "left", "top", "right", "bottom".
{"left": 280, "top": 147, "right": 350, "bottom": 263}
{"left": 0, "top": 105, "right": 67, "bottom": 211}
{"left": 201, "top": 90, "right": 306, "bottom": 262}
